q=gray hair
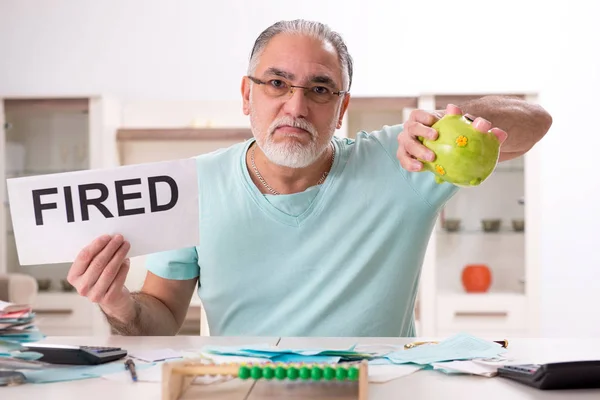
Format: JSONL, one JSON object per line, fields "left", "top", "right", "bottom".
{"left": 247, "top": 19, "right": 353, "bottom": 91}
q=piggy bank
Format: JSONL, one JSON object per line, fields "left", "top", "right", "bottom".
{"left": 419, "top": 114, "right": 500, "bottom": 187}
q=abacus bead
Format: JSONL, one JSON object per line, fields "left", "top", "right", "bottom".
{"left": 311, "top": 366, "right": 323, "bottom": 380}
{"left": 348, "top": 366, "right": 359, "bottom": 381}
{"left": 336, "top": 367, "right": 347, "bottom": 380}
{"left": 262, "top": 366, "right": 274, "bottom": 380}
{"left": 299, "top": 366, "right": 310, "bottom": 380}
{"left": 239, "top": 366, "right": 251, "bottom": 380}
{"left": 275, "top": 366, "right": 287, "bottom": 380}
{"left": 250, "top": 366, "right": 263, "bottom": 380}
{"left": 287, "top": 366, "right": 299, "bottom": 380}
{"left": 323, "top": 366, "right": 335, "bottom": 380}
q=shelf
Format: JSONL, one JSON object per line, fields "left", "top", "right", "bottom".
{"left": 438, "top": 291, "right": 525, "bottom": 299}
{"left": 36, "top": 290, "right": 78, "bottom": 296}
{"left": 116, "top": 127, "right": 253, "bottom": 141}
{"left": 438, "top": 229, "right": 524, "bottom": 235}
{"left": 6, "top": 168, "right": 87, "bottom": 178}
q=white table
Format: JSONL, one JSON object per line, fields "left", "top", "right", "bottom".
{"left": 3, "top": 336, "right": 600, "bottom": 399}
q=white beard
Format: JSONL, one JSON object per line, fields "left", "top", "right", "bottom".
{"left": 250, "top": 108, "right": 338, "bottom": 168}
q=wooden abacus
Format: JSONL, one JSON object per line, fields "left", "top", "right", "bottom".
{"left": 162, "top": 359, "right": 369, "bottom": 400}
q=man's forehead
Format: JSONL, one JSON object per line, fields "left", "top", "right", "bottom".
{"left": 256, "top": 34, "right": 342, "bottom": 83}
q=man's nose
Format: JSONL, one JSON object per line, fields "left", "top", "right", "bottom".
{"left": 282, "top": 87, "right": 309, "bottom": 118}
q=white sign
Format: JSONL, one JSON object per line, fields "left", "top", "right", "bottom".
{"left": 6, "top": 158, "right": 199, "bottom": 265}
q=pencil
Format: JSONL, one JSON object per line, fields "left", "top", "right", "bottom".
{"left": 125, "top": 358, "right": 138, "bottom": 382}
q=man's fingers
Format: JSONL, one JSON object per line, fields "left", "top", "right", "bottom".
{"left": 490, "top": 127, "right": 508, "bottom": 144}
{"left": 407, "top": 109, "right": 439, "bottom": 127}
{"left": 397, "top": 147, "right": 423, "bottom": 172}
{"left": 445, "top": 103, "right": 462, "bottom": 115}
{"left": 406, "top": 137, "right": 435, "bottom": 162}
{"left": 77, "top": 234, "right": 125, "bottom": 295}
{"left": 102, "top": 259, "right": 130, "bottom": 305}
{"left": 86, "top": 240, "right": 131, "bottom": 303}
{"left": 68, "top": 235, "right": 112, "bottom": 280}
{"left": 404, "top": 120, "right": 438, "bottom": 141}
{"left": 472, "top": 117, "right": 493, "bottom": 133}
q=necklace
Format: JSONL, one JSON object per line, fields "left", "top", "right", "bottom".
{"left": 250, "top": 143, "right": 335, "bottom": 195}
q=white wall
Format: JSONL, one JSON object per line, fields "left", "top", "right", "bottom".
{"left": 536, "top": 4, "right": 600, "bottom": 337}
{"left": 1, "top": 1, "right": 599, "bottom": 336}
{"left": 1, "top": 0, "right": 556, "bottom": 100}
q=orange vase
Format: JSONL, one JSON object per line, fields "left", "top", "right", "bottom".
{"left": 461, "top": 264, "right": 492, "bottom": 293}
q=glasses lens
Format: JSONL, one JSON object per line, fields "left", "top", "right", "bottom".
{"left": 258, "top": 78, "right": 337, "bottom": 104}
{"left": 307, "top": 86, "right": 334, "bottom": 104}
{"left": 263, "top": 79, "right": 290, "bottom": 97}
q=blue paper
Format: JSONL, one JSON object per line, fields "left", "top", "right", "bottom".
{"left": 0, "top": 326, "right": 45, "bottom": 343}
{"left": 22, "top": 361, "right": 156, "bottom": 384}
{"left": 368, "top": 357, "right": 396, "bottom": 365}
{"left": 0, "top": 351, "right": 44, "bottom": 360}
{"left": 271, "top": 354, "right": 341, "bottom": 364}
{"left": 201, "top": 344, "right": 362, "bottom": 359}
{"left": 384, "top": 333, "right": 506, "bottom": 365}
{"left": 0, "top": 339, "right": 24, "bottom": 352}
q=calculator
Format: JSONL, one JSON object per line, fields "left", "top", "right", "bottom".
{"left": 24, "top": 343, "right": 128, "bottom": 365}
{"left": 497, "top": 360, "right": 600, "bottom": 390}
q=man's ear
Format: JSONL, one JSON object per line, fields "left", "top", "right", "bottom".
{"left": 241, "top": 76, "right": 251, "bottom": 116}
{"left": 336, "top": 93, "right": 351, "bottom": 129}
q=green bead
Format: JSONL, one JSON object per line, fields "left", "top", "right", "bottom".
{"left": 347, "top": 366, "right": 359, "bottom": 381}
{"left": 311, "top": 366, "right": 323, "bottom": 380}
{"left": 262, "top": 366, "right": 274, "bottom": 380}
{"left": 238, "top": 365, "right": 250, "bottom": 380}
{"left": 287, "top": 366, "right": 299, "bottom": 380}
{"left": 299, "top": 366, "right": 310, "bottom": 380}
{"left": 323, "top": 366, "right": 335, "bottom": 380}
{"left": 336, "top": 367, "right": 348, "bottom": 381}
{"left": 275, "top": 366, "right": 287, "bottom": 380}
{"left": 250, "top": 366, "right": 263, "bottom": 380}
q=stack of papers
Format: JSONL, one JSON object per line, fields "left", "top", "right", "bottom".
{"left": 0, "top": 300, "right": 44, "bottom": 345}
{"left": 380, "top": 333, "right": 507, "bottom": 366}
{"left": 431, "top": 359, "right": 504, "bottom": 377}
{"left": 200, "top": 344, "right": 378, "bottom": 364}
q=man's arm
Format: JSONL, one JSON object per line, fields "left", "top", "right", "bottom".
{"left": 456, "top": 96, "right": 553, "bottom": 161}
{"left": 102, "top": 272, "right": 197, "bottom": 336}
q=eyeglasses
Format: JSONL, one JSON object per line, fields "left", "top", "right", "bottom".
{"left": 247, "top": 76, "right": 347, "bottom": 104}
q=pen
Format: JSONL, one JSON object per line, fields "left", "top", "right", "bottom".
{"left": 125, "top": 358, "right": 138, "bottom": 382}
{"left": 404, "top": 339, "right": 508, "bottom": 349}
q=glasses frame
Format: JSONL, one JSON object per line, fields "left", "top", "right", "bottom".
{"left": 247, "top": 75, "right": 348, "bottom": 103}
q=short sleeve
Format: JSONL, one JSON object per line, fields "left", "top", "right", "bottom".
{"left": 368, "top": 123, "right": 460, "bottom": 211}
{"left": 145, "top": 247, "right": 199, "bottom": 280}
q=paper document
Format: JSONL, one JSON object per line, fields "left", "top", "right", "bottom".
{"left": 384, "top": 333, "right": 507, "bottom": 365}
{"left": 101, "top": 363, "right": 164, "bottom": 383}
{"left": 0, "top": 300, "right": 32, "bottom": 314}
{"left": 368, "top": 364, "right": 424, "bottom": 382}
{"left": 22, "top": 361, "right": 155, "bottom": 384}
{"left": 101, "top": 352, "right": 271, "bottom": 384}
{"left": 201, "top": 344, "right": 366, "bottom": 358}
{"left": 129, "top": 348, "right": 183, "bottom": 363}
{"left": 432, "top": 360, "right": 499, "bottom": 377}
{"left": 6, "top": 158, "right": 199, "bottom": 265}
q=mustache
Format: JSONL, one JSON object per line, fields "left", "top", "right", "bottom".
{"left": 268, "top": 117, "right": 317, "bottom": 138}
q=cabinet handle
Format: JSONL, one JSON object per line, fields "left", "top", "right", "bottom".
{"left": 33, "top": 309, "right": 73, "bottom": 315}
{"left": 454, "top": 311, "right": 508, "bottom": 318}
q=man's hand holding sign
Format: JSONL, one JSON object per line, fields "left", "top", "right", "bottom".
{"left": 6, "top": 158, "right": 199, "bottom": 332}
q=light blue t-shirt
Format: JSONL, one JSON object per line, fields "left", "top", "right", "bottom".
{"left": 146, "top": 123, "right": 459, "bottom": 337}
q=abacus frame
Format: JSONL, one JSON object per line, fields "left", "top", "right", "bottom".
{"left": 162, "top": 359, "right": 369, "bottom": 400}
